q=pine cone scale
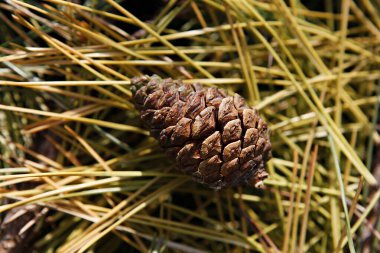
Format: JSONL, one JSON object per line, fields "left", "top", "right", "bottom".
{"left": 200, "top": 131, "right": 222, "bottom": 159}
{"left": 191, "top": 106, "right": 216, "bottom": 140}
{"left": 222, "top": 119, "right": 242, "bottom": 143}
{"left": 223, "top": 140, "right": 241, "bottom": 161}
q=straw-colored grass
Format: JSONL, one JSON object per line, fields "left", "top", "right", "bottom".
{"left": 0, "top": 0, "right": 379, "bottom": 252}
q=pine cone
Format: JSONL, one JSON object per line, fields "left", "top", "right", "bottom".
{"left": 131, "top": 75, "right": 272, "bottom": 189}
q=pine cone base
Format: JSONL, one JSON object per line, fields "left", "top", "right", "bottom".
{"left": 132, "top": 75, "right": 272, "bottom": 189}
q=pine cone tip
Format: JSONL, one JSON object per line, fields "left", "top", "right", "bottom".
{"left": 249, "top": 168, "right": 269, "bottom": 188}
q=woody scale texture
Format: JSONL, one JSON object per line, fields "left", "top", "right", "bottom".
{"left": 131, "top": 75, "right": 272, "bottom": 189}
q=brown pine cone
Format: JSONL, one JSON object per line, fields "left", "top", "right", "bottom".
{"left": 131, "top": 75, "right": 272, "bottom": 189}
